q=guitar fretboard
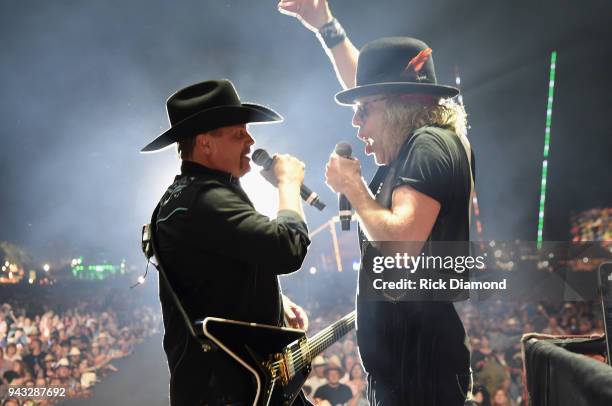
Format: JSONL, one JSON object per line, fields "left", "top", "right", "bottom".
{"left": 305, "top": 311, "right": 356, "bottom": 361}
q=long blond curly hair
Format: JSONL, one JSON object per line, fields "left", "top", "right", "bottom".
{"left": 380, "top": 95, "right": 468, "bottom": 156}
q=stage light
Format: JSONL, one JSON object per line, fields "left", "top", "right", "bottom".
{"left": 137, "top": 276, "right": 146, "bottom": 284}
{"left": 4, "top": 261, "right": 8, "bottom": 267}
{"left": 494, "top": 249, "right": 502, "bottom": 258}
{"left": 241, "top": 171, "right": 278, "bottom": 219}
{"left": 309, "top": 266, "right": 317, "bottom": 275}
{"left": 582, "top": 257, "right": 589, "bottom": 263}
{"left": 489, "top": 241, "right": 496, "bottom": 248}
{"left": 537, "top": 51, "right": 557, "bottom": 248}
{"left": 43, "top": 264, "right": 50, "bottom": 272}
{"left": 352, "top": 261, "right": 360, "bottom": 271}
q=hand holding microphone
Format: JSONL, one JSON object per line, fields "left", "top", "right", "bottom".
{"left": 333, "top": 142, "right": 353, "bottom": 231}
{"left": 253, "top": 149, "right": 326, "bottom": 211}
{"left": 257, "top": 152, "right": 305, "bottom": 187}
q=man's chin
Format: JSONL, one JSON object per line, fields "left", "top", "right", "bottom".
{"left": 236, "top": 158, "right": 251, "bottom": 177}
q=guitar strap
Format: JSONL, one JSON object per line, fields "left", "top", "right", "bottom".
{"left": 456, "top": 131, "right": 475, "bottom": 224}
{"left": 142, "top": 202, "right": 216, "bottom": 352}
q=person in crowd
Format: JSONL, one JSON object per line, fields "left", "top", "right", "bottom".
{"left": 22, "top": 338, "right": 45, "bottom": 374}
{"left": 578, "top": 317, "right": 593, "bottom": 334}
{"left": 3, "top": 344, "right": 20, "bottom": 363}
{"left": 9, "top": 360, "right": 28, "bottom": 384}
{"left": 346, "top": 363, "right": 366, "bottom": 396}
{"left": 306, "top": 356, "right": 329, "bottom": 394}
{"left": 472, "top": 385, "right": 491, "bottom": 406}
{"left": 341, "top": 355, "right": 356, "bottom": 383}
{"left": 314, "top": 364, "right": 354, "bottom": 405}
{"left": 491, "top": 388, "right": 514, "bottom": 406}
{"left": 0, "top": 348, "right": 9, "bottom": 377}
{"left": 68, "top": 347, "right": 80, "bottom": 366}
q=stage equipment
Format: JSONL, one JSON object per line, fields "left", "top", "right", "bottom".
{"left": 522, "top": 333, "right": 611, "bottom": 406}
{"left": 599, "top": 263, "right": 612, "bottom": 366}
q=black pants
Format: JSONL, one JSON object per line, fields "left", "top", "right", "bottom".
{"left": 367, "top": 370, "right": 472, "bottom": 406}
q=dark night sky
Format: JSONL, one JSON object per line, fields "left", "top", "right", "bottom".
{"left": 0, "top": 0, "right": 610, "bottom": 266}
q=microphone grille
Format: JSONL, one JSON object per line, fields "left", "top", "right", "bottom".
{"left": 335, "top": 142, "right": 352, "bottom": 158}
{"left": 252, "top": 149, "right": 270, "bottom": 166}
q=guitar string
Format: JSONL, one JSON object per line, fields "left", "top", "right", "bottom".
{"left": 269, "top": 313, "right": 356, "bottom": 372}
{"left": 291, "top": 326, "right": 350, "bottom": 370}
{"left": 270, "top": 323, "right": 349, "bottom": 370}
{"left": 270, "top": 326, "right": 339, "bottom": 369}
{"left": 282, "top": 318, "right": 351, "bottom": 366}
{"left": 292, "top": 314, "right": 355, "bottom": 367}
{"left": 282, "top": 314, "right": 356, "bottom": 371}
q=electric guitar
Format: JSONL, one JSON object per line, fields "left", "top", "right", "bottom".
{"left": 199, "top": 311, "right": 356, "bottom": 406}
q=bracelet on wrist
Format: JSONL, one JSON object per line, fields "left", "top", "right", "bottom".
{"left": 317, "top": 18, "right": 346, "bottom": 49}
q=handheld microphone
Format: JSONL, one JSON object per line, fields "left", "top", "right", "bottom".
{"left": 252, "top": 149, "right": 326, "bottom": 211}
{"left": 334, "top": 142, "right": 353, "bottom": 231}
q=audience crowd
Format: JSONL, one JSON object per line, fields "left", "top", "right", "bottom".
{"left": 0, "top": 281, "right": 161, "bottom": 405}
{"left": 1, "top": 205, "right": 609, "bottom": 406}
{"left": 0, "top": 274, "right": 606, "bottom": 406}
{"left": 571, "top": 207, "right": 611, "bottom": 243}
{"left": 284, "top": 273, "right": 605, "bottom": 406}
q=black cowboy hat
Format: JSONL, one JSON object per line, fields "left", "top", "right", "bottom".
{"left": 141, "top": 79, "right": 282, "bottom": 152}
{"left": 335, "top": 37, "right": 459, "bottom": 105}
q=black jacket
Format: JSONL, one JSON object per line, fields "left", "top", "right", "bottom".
{"left": 154, "top": 161, "right": 310, "bottom": 405}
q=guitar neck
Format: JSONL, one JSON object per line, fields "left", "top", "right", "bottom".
{"left": 306, "top": 311, "right": 356, "bottom": 359}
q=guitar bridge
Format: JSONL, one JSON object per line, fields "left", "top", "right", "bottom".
{"left": 277, "top": 338, "right": 311, "bottom": 387}
{"left": 272, "top": 353, "right": 290, "bottom": 386}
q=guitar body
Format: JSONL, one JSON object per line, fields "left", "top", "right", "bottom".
{"left": 202, "top": 318, "right": 311, "bottom": 406}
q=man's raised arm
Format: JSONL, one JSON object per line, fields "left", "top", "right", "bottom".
{"left": 278, "top": 0, "right": 359, "bottom": 89}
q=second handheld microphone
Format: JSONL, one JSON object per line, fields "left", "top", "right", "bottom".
{"left": 335, "top": 142, "right": 353, "bottom": 231}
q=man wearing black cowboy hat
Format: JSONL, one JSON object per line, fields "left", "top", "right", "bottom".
{"left": 280, "top": 2, "right": 473, "bottom": 405}
{"left": 142, "top": 79, "right": 311, "bottom": 405}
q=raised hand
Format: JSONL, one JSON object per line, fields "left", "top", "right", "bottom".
{"left": 278, "top": 0, "right": 333, "bottom": 32}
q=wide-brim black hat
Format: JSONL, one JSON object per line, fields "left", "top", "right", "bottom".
{"left": 141, "top": 79, "right": 282, "bottom": 153}
{"left": 335, "top": 37, "right": 459, "bottom": 105}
